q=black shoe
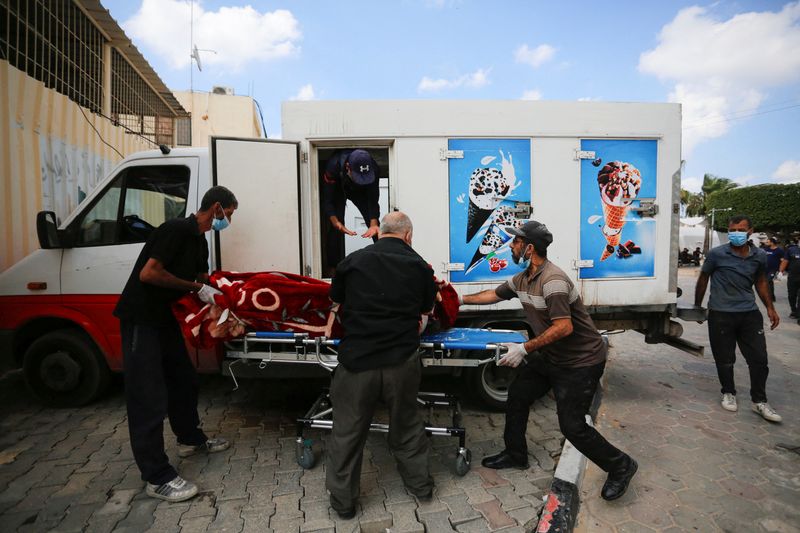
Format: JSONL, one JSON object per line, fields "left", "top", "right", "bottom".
{"left": 335, "top": 507, "right": 356, "bottom": 520}
{"left": 601, "top": 457, "right": 638, "bottom": 501}
{"left": 789, "top": 312, "right": 797, "bottom": 318}
{"left": 481, "top": 450, "right": 529, "bottom": 470}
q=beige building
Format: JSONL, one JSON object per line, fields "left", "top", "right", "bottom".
{"left": 0, "top": 0, "right": 190, "bottom": 271}
{"left": 173, "top": 88, "right": 264, "bottom": 147}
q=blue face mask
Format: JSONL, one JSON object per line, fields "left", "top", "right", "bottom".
{"left": 212, "top": 207, "right": 230, "bottom": 232}
{"left": 514, "top": 245, "right": 532, "bottom": 270}
{"left": 729, "top": 231, "right": 748, "bottom": 247}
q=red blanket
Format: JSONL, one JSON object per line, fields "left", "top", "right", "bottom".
{"left": 173, "top": 271, "right": 460, "bottom": 348}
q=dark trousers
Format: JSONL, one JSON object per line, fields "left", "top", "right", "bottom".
{"left": 120, "top": 320, "right": 207, "bottom": 485}
{"left": 707, "top": 310, "right": 770, "bottom": 403}
{"left": 788, "top": 276, "right": 799, "bottom": 314}
{"left": 504, "top": 356, "right": 627, "bottom": 473}
{"left": 326, "top": 353, "right": 432, "bottom": 512}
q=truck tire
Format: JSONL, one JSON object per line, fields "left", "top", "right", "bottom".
{"left": 466, "top": 359, "right": 513, "bottom": 411}
{"left": 23, "top": 329, "right": 111, "bottom": 407}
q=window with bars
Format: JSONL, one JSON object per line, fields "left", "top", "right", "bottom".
{"left": 0, "top": 0, "right": 105, "bottom": 113}
{"left": 0, "top": 0, "right": 185, "bottom": 146}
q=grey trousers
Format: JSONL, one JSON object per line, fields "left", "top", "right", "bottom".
{"left": 326, "top": 353, "right": 433, "bottom": 512}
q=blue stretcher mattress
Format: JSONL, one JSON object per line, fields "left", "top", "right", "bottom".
{"left": 251, "top": 327, "right": 525, "bottom": 351}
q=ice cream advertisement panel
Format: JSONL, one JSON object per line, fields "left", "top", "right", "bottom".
{"left": 448, "top": 139, "right": 531, "bottom": 283}
{"left": 579, "top": 139, "right": 657, "bottom": 279}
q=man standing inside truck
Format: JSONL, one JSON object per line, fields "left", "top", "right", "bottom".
{"left": 460, "top": 220, "right": 638, "bottom": 501}
{"left": 326, "top": 211, "right": 436, "bottom": 518}
{"left": 321, "top": 149, "right": 381, "bottom": 276}
{"left": 113, "top": 186, "right": 238, "bottom": 502}
{"left": 694, "top": 214, "right": 782, "bottom": 423}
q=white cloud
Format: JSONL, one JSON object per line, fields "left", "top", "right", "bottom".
{"left": 681, "top": 176, "right": 703, "bottom": 193}
{"left": 417, "top": 68, "right": 491, "bottom": 92}
{"left": 521, "top": 89, "right": 542, "bottom": 101}
{"left": 639, "top": 2, "right": 800, "bottom": 155}
{"left": 291, "top": 84, "right": 315, "bottom": 101}
{"left": 773, "top": 160, "right": 800, "bottom": 183}
{"left": 577, "top": 96, "right": 599, "bottom": 102}
{"left": 515, "top": 44, "right": 556, "bottom": 68}
{"left": 123, "top": 0, "right": 301, "bottom": 72}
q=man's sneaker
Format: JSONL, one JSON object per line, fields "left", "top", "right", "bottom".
{"left": 178, "top": 438, "right": 230, "bottom": 458}
{"left": 146, "top": 476, "right": 198, "bottom": 502}
{"left": 721, "top": 393, "right": 738, "bottom": 412}
{"left": 789, "top": 312, "right": 797, "bottom": 318}
{"left": 752, "top": 402, "right": 782, "bottom": 423}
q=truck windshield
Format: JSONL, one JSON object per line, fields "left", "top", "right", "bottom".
{"left": 73, "top": 165, "right": 190, "bottom": 246}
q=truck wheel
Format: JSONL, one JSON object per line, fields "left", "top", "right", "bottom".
{"left": 467, "top": 360, "right": 512, "bottom": 410}
{"left": 23, "top": 329, "right": 111, "bottom": 407}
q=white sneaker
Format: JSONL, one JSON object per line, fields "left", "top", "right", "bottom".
{"left": 721, "top": 393, "right": 738, "bottom": 412}
{"left": 752, "top": 402, "right": 782, "bottom": 423}
{"left": 178, "top": 438, "right": 230, "bottom": 458}
{"left": 146, "top": 476, "right": 198, "bottom": 502}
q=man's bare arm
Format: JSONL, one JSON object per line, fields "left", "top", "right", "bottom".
{"left": 694, "top": 271, "right": 709, "bottom": 307}
{"left": 523, "top": 318, "right": 573, "bottom": 353}
{"left": 140, "top": 258, "right": 202, "bottom": 292}
{"left": 755, "top": 272, "right": 780, "bottom": 330}
{"left": 462, "top": 289, "right": 503, "bottom": 305}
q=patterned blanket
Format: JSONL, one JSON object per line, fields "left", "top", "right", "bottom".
{"left": 173, "top": 271, "right": 460, "bottom": 348}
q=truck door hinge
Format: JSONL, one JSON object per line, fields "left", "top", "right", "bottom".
{"left": 440, "top": 149, "right": 464, "bottom": 161}
{"left": 574, "top": 150, "right": 596, "bottom": 160}
{"left": 443, "top": 262, "right": 465, "bottom": 272}
{"left": 573, "top": 259, "right": 594, "bottom": 269}
{"left": 301, "top": 151, "right": 308, "bottom": 163}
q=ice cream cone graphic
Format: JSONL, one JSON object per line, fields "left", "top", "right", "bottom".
{"left": 466, "top": 151, "right": 517, "bottom": 242}
{"left": 467, "top": 199, "right": 495, "bottom": 243}
{"left": 597, "top": 161, "right": 642, "bottom": 261}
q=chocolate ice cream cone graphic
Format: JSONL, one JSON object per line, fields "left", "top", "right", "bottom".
{"left": 467, "top": 201, "right": 494, "bottom": 242}
{"left": 600, "top": 204, "right": 627, "bottom": 260}
{"left": 466, "top": 167, "right": 511, "bottom": 242}
{"left": 597, "top": 161, "right": 642, "bottom": 261}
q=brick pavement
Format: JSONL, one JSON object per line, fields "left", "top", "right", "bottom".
{"left": 0, "top": 366, "right": 559, "bottom": 531}
{"left": 576, "top": 267, "right": 800, "bottom": 533}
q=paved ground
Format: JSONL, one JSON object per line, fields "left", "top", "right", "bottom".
{"left": 576, "top": 267, "right": 800, "bottom": 533}
{"left": 0, "top": 364, "right": 560, "bottom": 531}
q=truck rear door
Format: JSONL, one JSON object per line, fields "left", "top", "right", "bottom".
{"left": 211, "top": 137, "right": 302, "bottom": 273}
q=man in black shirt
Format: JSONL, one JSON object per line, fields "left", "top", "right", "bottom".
{"left": 114, "top": 186, "right": 238, "bottom": 502}
{"left": 321, "top": 149, "right": 381, "bottom": 275}
{"left": 326, "top": 212, "right": 436, "bottom": 518}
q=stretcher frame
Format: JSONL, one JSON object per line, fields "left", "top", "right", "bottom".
{"left": 224, "top": 328, "right": 523, "bottom": 475}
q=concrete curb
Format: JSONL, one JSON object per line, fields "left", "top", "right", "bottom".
{"left": 534, "top": 383, "right": 603, "bottom": 532}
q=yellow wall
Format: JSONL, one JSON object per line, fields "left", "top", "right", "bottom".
{"left": 173, "top": 91, "right": 262, "bottom": 147}
{"left": 0, "top": 61, "right": 152, "bottom": 271}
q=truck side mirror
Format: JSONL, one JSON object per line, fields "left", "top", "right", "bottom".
{"left": 36, "top": 211, "right": 61, "bottom": 249}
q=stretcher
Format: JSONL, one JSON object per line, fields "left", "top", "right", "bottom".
{"left": 225, "top": 327, "right": 526, "bottom": 475}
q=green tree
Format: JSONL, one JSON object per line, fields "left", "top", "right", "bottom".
{"left": 706, "top": 183, "right": 800, "bottom": 234}
{"left": 681, "top": 175, "right": 739, "bottom": 251}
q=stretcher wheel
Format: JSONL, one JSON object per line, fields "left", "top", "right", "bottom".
{"left": 296, "top": 441, "right": 316, "bottom": 469}
{"left": 454, "top": 448, "right": 472, "bottom": 476}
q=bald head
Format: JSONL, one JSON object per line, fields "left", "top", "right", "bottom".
{"left": 379, "top": 212, "right": 414, "bottom": 244}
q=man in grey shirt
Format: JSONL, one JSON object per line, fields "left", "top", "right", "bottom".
{"left": 694, "top": 214, "right": 781, "bottom": 422}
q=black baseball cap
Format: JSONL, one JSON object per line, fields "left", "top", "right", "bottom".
{"left": 346, "top": 149, "right": 376, "bottom": 185}
{"left": 508, "top": 220, "right": 554, "bottom": 247}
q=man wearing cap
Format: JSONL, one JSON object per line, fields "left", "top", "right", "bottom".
{"left": 322, "top": 149, "right": 381, "bottom": 275}
{"left": 764, "top": 237, "right": 785, "bottom": 302}
{"left": 460, "top": 221, "right": 638, "bottom": 501}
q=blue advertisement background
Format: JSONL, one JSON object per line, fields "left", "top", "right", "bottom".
{"left": 579, "top": 139, "right": 657, "bottom": 279}
{"left": 448, "top": 138, "right": 531, "bottom": 283}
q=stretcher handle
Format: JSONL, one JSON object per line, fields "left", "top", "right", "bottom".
{"left": 423, "top": 342, "right": 507, "bottom": 351}
{"left": 251, "top": 331, "right": 308, "bottom": 339}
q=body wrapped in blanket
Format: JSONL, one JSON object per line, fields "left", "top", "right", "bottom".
{"left": 172, "top": 271, "right": 460, "bottom": 348}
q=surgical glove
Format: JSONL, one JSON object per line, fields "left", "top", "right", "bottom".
{"left": 197, "top": 284, "right": 223, "bottom": 305}
{"left": 457, "top": 292, "right": 464, "bottom": 305}
{"left": 498, "top": 342, "right": 527, "bottom": 368}
{"left": 776, "top": 271, "right": 786, "bottom": 282}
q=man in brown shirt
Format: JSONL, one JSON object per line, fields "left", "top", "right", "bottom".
{"left": 461, "top": 220, "right": 637, "bottom": 501}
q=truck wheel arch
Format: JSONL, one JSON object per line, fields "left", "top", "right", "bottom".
{"left": 13, "top": 315, "right": 115, "bottom": 370}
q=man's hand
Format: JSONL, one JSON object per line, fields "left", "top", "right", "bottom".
{"left": 498, "top": 343, "right": 527, "bottom": 368}
{"left": 197, "top": 284, "right": 223, "bottom": 305}
{"left": 767, "top": 307, "right": 780, "bottom": 330}
{"left": 334, "top": 221, "right": 357, "bottom": 236}
{"left": 361, "top": 225, "right": 379, "bottom": 239}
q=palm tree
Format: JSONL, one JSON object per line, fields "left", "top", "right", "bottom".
{"left": 699, "top": 174, "right": 739, "bottom": 251}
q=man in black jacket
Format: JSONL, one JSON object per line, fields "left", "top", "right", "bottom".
{"left": 326, "top": 211, "right": 436, "bottom": 518}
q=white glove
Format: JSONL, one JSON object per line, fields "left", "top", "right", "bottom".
{"left": 197, "top": 284, "right": 223, "bottom": 305}
{"left": 498, "top": 342, "right": 527, "bottom": 368}
{"left": 776, "top": 271, "right": 786, "bottom": 282}
{"left": 457, "top": 292, "right": 464, "bottom": 305}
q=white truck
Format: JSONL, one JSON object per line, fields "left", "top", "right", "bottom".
{"left": 0, "top": 100, "right": 702, "bottom": 408}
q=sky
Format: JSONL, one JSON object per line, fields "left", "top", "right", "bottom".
{"left": 100, "top": 0, "right": 800, "bottom": 193}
